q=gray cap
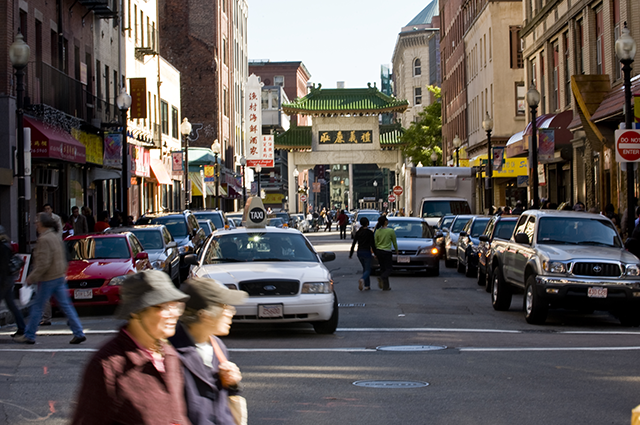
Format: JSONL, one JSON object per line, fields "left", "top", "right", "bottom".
{"left": 116, "top": 270, "right": 190, "bottom": 320}
{"left": 180, "top": 278, "right": 248, "bottom": 311}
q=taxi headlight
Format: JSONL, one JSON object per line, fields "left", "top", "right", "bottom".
{"left": 625, "top": 264, "right": 640, "bottom": 276}
{"left": 152, "top": 260, "right": 166, "bottom": 270}
{"left": 301, "top": 281, "right": 333, "bottom": 294}
{"left": 543, "top": 261, "right": 567, "bottom": 274}
{"left": 107, "top": 274, "right": 129, "bottom": 286}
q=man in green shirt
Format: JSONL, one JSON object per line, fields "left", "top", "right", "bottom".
{"left": 374, "top": 216, "right": 398, "bottom": 291}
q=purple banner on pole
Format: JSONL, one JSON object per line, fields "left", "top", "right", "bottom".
{"left": 104, "top": 133, "right": 122, "bottom": 167}
{"left": 492, "top": 147, "right": 504, "bottom": 172}
{"left": 539, "top": 129, "right": 555, "bottom": 161}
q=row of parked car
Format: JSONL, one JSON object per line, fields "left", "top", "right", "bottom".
{"left": 436, "top": 210, "right": 640, "bottom": 326}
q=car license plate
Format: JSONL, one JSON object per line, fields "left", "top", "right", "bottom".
{"left": 258, "top": 304, "right": 283, "bottom": 318}
{"left": 74, "top": 289, "right": 93, "bottom": 300}
{"left": 397, "top": 255, "right": 411, "bottom": 263}
{"left": 587, "top": 287, "right": 607, "bottom": 298}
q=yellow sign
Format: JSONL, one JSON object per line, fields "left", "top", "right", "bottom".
{"left": 263, "top": 193, "right": 284, "bottom": 204}
{"left": 635, "top": 95, "right": 640, "bottom": 123}
{"left": 470, "top": 154, "right": 528, "bottom": 177}
{"left": 71, "top": 129, "right": 104, "bottom": 165}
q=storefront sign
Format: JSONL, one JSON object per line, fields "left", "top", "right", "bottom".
{"left": 129, "top": 78, "right": 147, "bottom": 119}
{"left": 204, "top": 165, "right": 215, "bottom": 182}
{"left": 72, "top": 129, "right": 104, "bottom": 165}
{"left": 538, "top": 129, "right": 555, "bottom": 162}
{"left": 172, "top": 151, "right": 183, "bottom": 172}
{"left": 245, "top": 74, "right": 263, "bottom": 167}
{"left": 104, "top": 133, "right": 122, "bottom": 167}
{"left": 131, "top": 146, "right": 150, "bottom": 177}
{"left": 472, "top": 155, "right": 527, "bottom": 177}
{"left": 319, "top": 130, "right": 373, "bottom": 144}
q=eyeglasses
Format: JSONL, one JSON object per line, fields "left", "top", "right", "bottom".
{"left": 153, "top": 302, "right": 185, "bottom": 317}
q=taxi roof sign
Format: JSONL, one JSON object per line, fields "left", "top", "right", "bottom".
{"left": 242, "top": 196, "right": 268, "bottom": 228}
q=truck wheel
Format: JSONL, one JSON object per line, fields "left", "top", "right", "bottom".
{"left": 465, "top": 255, "right": 476, "bottom": 278}
{"left": 477, "top": 265, "right": 486, "bottom": 286}
{"left": 313, "top": 294, "right": 339, "bottom": 334}
{"left": 524, "top": 275, "right": 548, "bottom": 324}
{"left": 444, "top": 252, "right": 456, "bottom": 268}
{"left": 491, "top": 265, "right": 512, "bottom": 311}
{"left": 457, "top": 256, "right": 465, "bottom": 273}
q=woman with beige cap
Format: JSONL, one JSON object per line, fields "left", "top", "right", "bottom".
{"left": 169, "top": 278, "right": 248, "bottom": 425}
{"left": 72, "top": 270, "right": 191, "bottom": 425}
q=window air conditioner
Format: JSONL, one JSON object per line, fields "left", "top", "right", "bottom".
{"left": 35, "top": 168, "right": 59, "bottom": 187}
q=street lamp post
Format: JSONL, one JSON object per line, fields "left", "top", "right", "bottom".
{"left": 239, "top": 156, "right": 247, "bottom": 207}
{"left": 211, "top": 139, "right": 221, "bottom": 210}
{"left": 616, "top": 22, "right": 637, "bottom": 236}
{"left": 180, "top": 118, "right": 192, "bottom": 210}
{"left": 482, "top": 112, "right": 494, "bottom": 213}
{"left": 453, "top": 135, "right": 461, "bottom": 167}
{"left": 116, "top": 88, "right": 132, "bottom": 222}
{"left": 431, "top": 151, "right": 438, "bottom": 167}
{"left": 527, "top": 83, "right": 541, "bottom": 209}
{"left": 293, "top": 167, "right": 300, "bottom": 213}
{"left": 373, "top": 180, "right": 378, "bottom": 210}
{"left": 9, "top": 31, "right": 30, "bottom": 253}
{"left": 255, "top": 164, "right": 262, "bottom": 197}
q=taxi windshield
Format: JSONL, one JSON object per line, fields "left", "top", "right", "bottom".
{"left": 202, "top": 232, "right": 318, "bottom": 263}
{"left": 67, "top": 237, "right": 130, "bottom": 260}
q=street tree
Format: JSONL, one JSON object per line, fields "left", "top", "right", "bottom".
{"left": 400, "top": 85, "right": 442, "bottom": 166}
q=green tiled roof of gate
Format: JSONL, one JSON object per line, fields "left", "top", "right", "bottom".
{"left": 283, "top": 84, "right": 408, "bottom": 115}
{"left": 274, "top": 126, "right": 312, "bottom": 149}
{"left": 380, "top": 124, "right": 405, "bottom": 146}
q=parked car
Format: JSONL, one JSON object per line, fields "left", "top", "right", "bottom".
{"left": 106, "top": 225, "right": 180, "bottom": 285}
{"left": 477, "top": 215, "right": 519, "bottom": 290}
{"left": 64, "top": 233, "right": 152, "bottom": 306}
{"left": 443, "top": 215, "right": 473, "bottom": 268}
{"left": 267, "top": 217, "right": 286, "bottom": 228}
{"left": 292, "top": 213, "right": 311, "bottom": 233}
{"left": 351, "top": 210, "right": 381, "bottom": 239}
{"left": 268, "top": 211, "right": 292, "bottom": 228}
{"left": 227, "top": 212, "right": 244, "bottom": 227}
{"left": 139, "top": 211, "right": 206, "bottom": 280}
{"left": 184, "top": 206, "right": 338, "bottom": 334}
{"left": 456, "top": 216, "right": 491, "bottom": 277}
{"left": 434, "top": 216, "right": 456, "bottom": 259}
{"left": 193, "top": 210, "right": 235, "bottom": 230}
{"left": 489, "top": 210, "right": 640, "bottom": 325}
{"left": 372, "top": 217, "right": 441, "bottom": 276}
{"left": 198, "top": 219, "right": 216, "bottom": 237}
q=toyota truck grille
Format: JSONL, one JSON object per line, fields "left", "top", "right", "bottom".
{"left": 239, "top": 279, "right": 300, "bottom": 296}
{"left": 572, "top": 262, "right": 621, "bottom": 277}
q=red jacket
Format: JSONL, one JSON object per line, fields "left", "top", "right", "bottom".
{"left": 72, "top": 328, "right": 191, "bottom": 425}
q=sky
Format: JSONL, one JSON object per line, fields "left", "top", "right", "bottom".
{"left": 247, "top": 0, "right": 435, "bottom": 89}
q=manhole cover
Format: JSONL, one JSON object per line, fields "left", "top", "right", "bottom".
{"left": 338, "top": 303, "right": 366, "bottom": 308}
{"left": 353, "top": 380, "right": 429, "bottom": 388}
{"left": 376, "top": 345, "right": 447, "bottom": 352}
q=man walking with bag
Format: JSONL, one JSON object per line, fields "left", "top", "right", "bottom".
{"left": 0, "top": 226, "right": 26, "bottom": 337}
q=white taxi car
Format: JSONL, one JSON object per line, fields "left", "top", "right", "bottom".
{"left": 184, "top": 197, "right": 338, "bottom": 334}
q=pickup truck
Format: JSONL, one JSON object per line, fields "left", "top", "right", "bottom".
{"left": 489, "top": 210, "right": 640, "bottom": 325}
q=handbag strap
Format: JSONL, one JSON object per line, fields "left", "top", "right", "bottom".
{"left": 210, "top": 336, "right": 227, "bottom": 364}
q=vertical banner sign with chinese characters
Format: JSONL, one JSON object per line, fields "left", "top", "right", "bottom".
{"left": 129, "top": 78, "right": 147, "bottom": 119}
{"left": 172, "top": 151, "right": 183, "bottom": 173}
{"left": 104, "top": 132, "right": 122, "bottom": 167}
{"left": 538, "top": 129, "right": 555, "bottom": 161}
{"left": 245, "top": 74, "right": 263, "bottom": 167}
{"left": 492, "top": 147, "right": 504, "bottom": 172}
{"left": 204, "top": 165, "right": 215, "bottom": 182}
{"left": 260, "top": 135, "right": 274, "bottom": 167}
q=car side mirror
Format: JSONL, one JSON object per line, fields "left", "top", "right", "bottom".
{"left": 184, "top": 254, "right": 199, "bottom": 265}
{"left": 167, "top": 241, "right": 177, "bottom": 248}
{"left": 135, "top": 252, "right": 149, "bottom": 260}
{"left": 514, "top": 233, "right": 530, "bottom": 245}
{"left": 320, "top": 252, "right": 336, "bottom": 262}
{"left": 459, "top": 231, "right": 468, "bottom": 237}
{"left": 479, "top": 235, "right": 490, "bottom": 242}
{"left": 435, "top": 232, "right": 444, "bottom": 239}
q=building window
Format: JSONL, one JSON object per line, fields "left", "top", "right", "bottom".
{"left": 576, "top": 19, "right": 584, "bottom": 74}
{"left": 613, "top": 0, "right": 621, "bottom": 80}
{"left": 414, "top": 58, "right": 421, "bottom": 76}
{"left": 223, "top": 87, "right": 229, "bottom": 116}
{"left": 274, "top": 75, "right": 284, "bottom": 87}
{"left": 414, "top": 87, "right": 422, "bottom": 105}
{"left": 161, "top": 100, "right": 169, "bottom": 135}
{"left": 223, "top": 37, "right": 227, "bottom": 66}
{"left": 540, "top": 52, "right": 546, "bottom": 114}
{"left": 171, "top": 107, "right": 178, "bottom": 139}
{"left": 564, "top": 32, "right": 571, "bottom": 107}
{"left": 134, "top": 4, "right": 138, "bottom": 44}
{"left": 595, "top": 8, "right": 604, "bottom": 74}
{"left": 553, "top": 42, "right": 559, "bottom": 111}
{"left": 509, "top": 26, "right": 523, "bottom": 68}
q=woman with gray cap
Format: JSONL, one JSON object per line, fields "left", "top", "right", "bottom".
{"left": 169, "top": 278, "right": 248, "bottom": 425}
{"left": 72, "top": 270, "right": 191, "bottom": 425}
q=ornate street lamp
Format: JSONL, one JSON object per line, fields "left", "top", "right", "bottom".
{"left": 239, "top": 156, "right": 247, "bottom": 207}
{"left": 453, "top": 135, "right": 461, "bottom": 167}
{"left": 431, "top": 151, "right": 438, "bottom": 166}
{"left": 180, "top": 118, "right": 192, "bottom": 209}
{"left": 9, "top": 31, "right": 30, "bottom": 253}
{"left": 616, "top": 22, "right": 637, "bottom": 236}
{"left": 293, "top": 167, "right": 300, "bottom": 213}
{"left": 527, "top": 83, "right": 541, "bottom": 209}
{"left": 116, "top": 88, "right": 132, "bottom": 222}
{"left": 373, "top": 180, "right": 378, "bottom": 209}
{"left": 211, "top": 139, "right": 221, "bottom": 210}
{"left": 482, "top": 112, "right": 494, "bottom": 213}
{"left": 255, "top": 164, "right": 262, "bottom": 197}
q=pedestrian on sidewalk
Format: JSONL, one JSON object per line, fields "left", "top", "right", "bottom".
{"left": 93, "top": 210, "right": 111, "bottom": 233}
{"left": 337, "top": 209, "right": 349, "bottom": 239}
{"left": 324, "top": 210, "right": 333, "bottom": 232}
{"left": 82, "top": 206, "right": 95, "bottom": 233}
{"left": 71, "top": 206, "right": 89, "bottom": 235}
{"left": 0, "top": 226, "right": 25, "bottom": 337}
{"left": 349, "top": 217, "right": 376, "bottom": 291}
{"left": 374, "top": 216, "right": 398, "bottom": 291}
{"left": 40, "top": 205, "right": 65, "bottom": 326}
{"left": 72, "top": 270, "right": 191, "bottom": 425}
{"left": 14, "top": 212, "right": 86, "bottom": 345}
{"left": 169, "top": 278, "right": 248, "bottom": 425}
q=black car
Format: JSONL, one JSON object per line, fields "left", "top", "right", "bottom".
{"left": 268, "top": 211, "right": 292, "bottom": 228}
{"left": 138, "top": 211, "right": 206, "bottom": 280}
{"left": 434, "top": 216, "right": 455, "bottom": 259}
{"left": 193, "top": 210, "right": 235, "bottom": 230}
{"left": 456, "top": 216, "right": 491, "bottom": 277}
{"left": 477, "top": 215, "right": 518, "bottom": 290}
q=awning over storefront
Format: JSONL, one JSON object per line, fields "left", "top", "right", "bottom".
{"left": 591, "top": 74, "right": 640, "bottom": 123}
{"left": 506, "top": 111, "right": 573, "bottom": 158}
{"left": 505, "top": 131, "right": 525, "bottom": 158}
{"left": 150, "top": 159, "right": 172, "bottom": 185}
{"left": 189, "top": 172, "right": 227, "bottom": 197}
{"left": 25, "top": 117, "right": 86, "bottom": 163}
{"left": 222, "top": 183, "right": 242, "bottom": 199}
{"left": 187, "top": 147, "right": 221, "bottom": 172}
{"left": 90, "top": 167, "right": 121, "bottom": 181}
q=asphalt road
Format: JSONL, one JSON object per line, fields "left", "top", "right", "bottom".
{"left": 1, "top": 229, "right": 640, "bottom": 424}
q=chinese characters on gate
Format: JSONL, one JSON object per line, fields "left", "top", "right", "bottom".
{"left": 318, "top": 130, "right": 373, "bottom": 144}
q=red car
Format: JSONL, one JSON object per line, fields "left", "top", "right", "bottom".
{"left": 64, "top": 233, "right": 152, "bottom": 306}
